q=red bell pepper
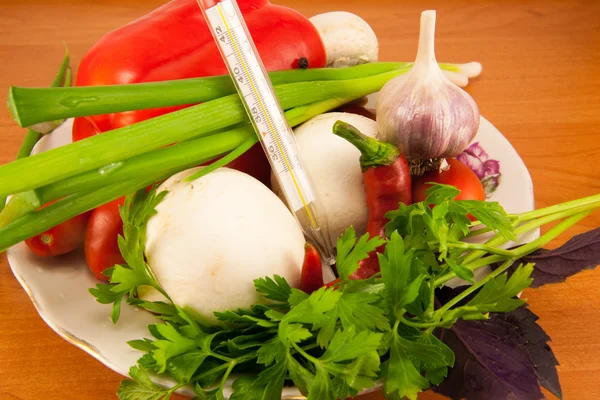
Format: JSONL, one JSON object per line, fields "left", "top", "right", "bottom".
{"left": 72, "top": 0, "right": 326, "bottom": 186}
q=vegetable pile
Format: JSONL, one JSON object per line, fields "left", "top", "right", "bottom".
{"left": 95, "top": 183, "right": 600, "bottom": 400}
{"left": 2, "top": 1, "right": 599, "bottom": 400}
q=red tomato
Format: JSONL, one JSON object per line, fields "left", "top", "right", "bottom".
{"left": 299, "top": 243, "right": 324, "bottom": 294}
{"left": 25, "top": 207, "right": 91, "bottom": 257}
{"left": 413, "top": 158, "right": 485, "bottom": 205}
{"left": 85, "top": 197, "right": 126, "bottom": 281}
{"left": 324, "top": 277, "right": 342, "bottom": 289}
{"left": 72, "top": 116, "right": 99, "bottom": 143}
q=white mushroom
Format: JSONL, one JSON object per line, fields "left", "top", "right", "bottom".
{"left": 142, "top": 167, "right": 305, "bottom": 324}
{"left": 310, "top": 11, "right": 379, "bottom": 68}
{"left": 271, "top": 112, "right": 380, "bottom": 245}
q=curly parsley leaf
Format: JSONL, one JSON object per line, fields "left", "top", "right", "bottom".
{"left": 386, "top": 183, "right": 516, "bottom": 255}
{"left": 321, "top": 327, "right": 382, "bottom": 365}
{"left": 313, "top": 291, "right": 389, "bottom": 348}
{"left": 455, "top": 200, "right": 516, "bottom": 241}
{"left": 465, "top": 263, "right": 533, "bottom": 312}
{"left": 168, "top": 351, "right": 209, "bottom": 384}
{"left": 383, "top": 330, "right": 430, "bottom": 400}
{"left": 117, "top": 366, "right": 170, "bottom": 400}
{"left": 301, "top": 327, "right": 382, "bottom": 399}
{"left": 282, "top": 287, "right": 341, "bottom": 325}
{"left": 112, "top": 186, "right": 169, "bottom": 295}
{"left": 288, "top": 288, "right": 310, "bottom": 307}
{"left": 256, "top": 337, "right": 286, "bottom": 366}
{"left": 152, "top": 322, "right": 198, "bottom": 373}
{"left": 287, "top": 353, "right": 315, "bottom": 394}
{"left": 89, "top": 187, "right": 169, "bottom": 323}
{"left": 89, "top": 282, "right": 124, "bottom": 323}
{"left": 336, "top": 292, "right": 390, "bottom": 332}
{"left": 214, "top": 310, "right": 270, "bottom": 327}
{"left": 379, "top": 232, "right": 427, "bottom": 316}
{"left": 336, "top": 226, "right": 386, "bottom": 280}
{"left": 128, "top": 338, "right": 154, "bottom": 352}
{"left": 305, "top": 365, "right": 334, "bottom": 400}
{"left": 254, "top": 275, "right": 292, "bottom": 305}
{"left": 423, "top": 183, "right": 461, "bottom": 205}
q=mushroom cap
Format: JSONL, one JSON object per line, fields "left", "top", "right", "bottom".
{"left": 143, "top": 167, "right": 305, "bottom": 324}
{"left": 271, "top": 112, "right": 380, "bottom": 244}
{"left": 310, "top": 11, "right": 379, "bottom": 67}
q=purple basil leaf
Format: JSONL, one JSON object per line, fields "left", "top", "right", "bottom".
{"left": 435, "top": 287, "right": 560, "bottom": 400}
{"left": 510, "top": 228, "right": 600, "bottom": 288}
{"left": 434, "top": 316, "right": 544, "bottom": 400}
{"left": 496, "top": 307, "right": 562, "bottom": 399}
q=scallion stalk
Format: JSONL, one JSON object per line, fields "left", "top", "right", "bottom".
{"left": 0, "top": 70, "right": 401, "bottom": 199}
{"left": 0, "top": 178, "right": 148, "bottom": 252}
{"left": 0, "top": 48, "right": 71, "bottom": 214}
{"left": 433, "top": 194, "right": 600, "bottom": 286}
{"left": 7, "top": 61, "right": 478, "bottom": 129}
{"left": 8, "top": 62, "right": 407, "bottom": 128}
{"left": 36, "top": 127, "right": 254, "bottom": 203}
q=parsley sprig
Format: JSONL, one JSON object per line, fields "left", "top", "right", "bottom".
{"left": 89, "top": 184, "right": 599, "bottom": 400}
{"left": 90, "top": 187, "right": 169, "bottom": 323}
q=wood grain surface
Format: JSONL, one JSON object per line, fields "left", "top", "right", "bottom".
{"left": 1, "top": 0, "right": 599, "bottom": 399}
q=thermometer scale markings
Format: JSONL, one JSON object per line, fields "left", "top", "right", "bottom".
{"left": 226, "top": 26, "right": 294, "bottom": 170}
{"left": 211, "top": 3, "right": 316, "bottom": 226}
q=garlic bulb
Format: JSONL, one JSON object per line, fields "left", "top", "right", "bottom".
{"left": 376, "top": 10, "right": 480, "bottom": 161}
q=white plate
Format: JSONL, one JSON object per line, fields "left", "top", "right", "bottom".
{"left": 7, "top": 115, "right": 538, "bottom": 398}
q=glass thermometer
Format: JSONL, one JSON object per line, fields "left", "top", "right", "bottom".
{"left": 196, "top": 0, "right": 337, "bottom": 268}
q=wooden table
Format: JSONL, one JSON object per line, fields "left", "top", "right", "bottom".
{"left": 1, "top": 0, "right": 599, "bottom": 399}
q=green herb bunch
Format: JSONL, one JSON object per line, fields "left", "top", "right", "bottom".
{"left": 91, "top": 184, "right": 600, "bottom": 400}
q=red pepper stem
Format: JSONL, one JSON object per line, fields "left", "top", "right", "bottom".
{"left": 332, "top": 120, "right": 399, "bottom": 170}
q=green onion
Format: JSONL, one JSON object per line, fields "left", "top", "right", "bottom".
{"left": 433, "top": 192, "right": 600, "bottom": 286}
{"left": 8, "top": 97, "right": 350, "bottom": 216}
{"left": 0, "top": 178, "right": 147, "bottom": 252}
{"left": 8, "top": 62, "right": 407, "bottom": 128}
{"left": 0, "top": 48, "right": 71, "bottom": 214}
{"left": 36, "top": 127, "right": 254, "bottom": 203}
{"left": 0, "top": 70, "right": 401, "bottom": 199}
{"left": 0, "top": 96, "right": 355, "bottom": 251}
{"left": 8, "top": 62, "right": 475, "bottom": 129}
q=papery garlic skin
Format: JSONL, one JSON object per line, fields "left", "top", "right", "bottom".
{"left": 376, "top": 10, "right": 480, "bottom": 160}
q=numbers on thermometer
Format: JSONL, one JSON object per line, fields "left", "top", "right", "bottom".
{"left": 232, "top": 66, "right": 244, "bottom": 85}
{"left": 204, "top": 0, "right": 316, "bottom": 212}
